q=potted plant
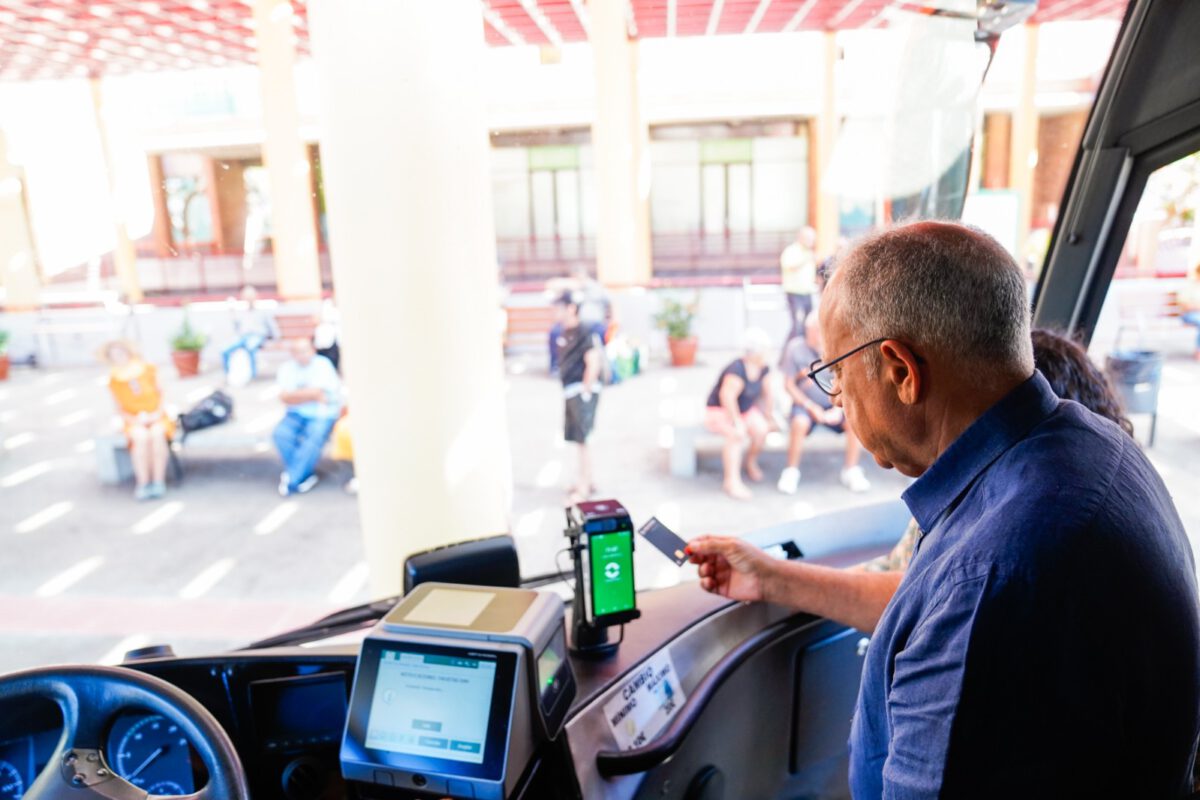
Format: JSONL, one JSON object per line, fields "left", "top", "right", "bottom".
{"left": 654, "top": 294, "right": 699, "bottom": 367}
{"left": 170, "top": 312, "right": 207, "bottom": 377}
{"left": 0, "top": 330, "right": 9, "bottom": 381}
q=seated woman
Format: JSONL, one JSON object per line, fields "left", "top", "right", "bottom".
{"left": 101, "top": 340, "right": 176, "bottom": 501}
{"left": 703, "top": 328, "right": 778, "bottom": 500}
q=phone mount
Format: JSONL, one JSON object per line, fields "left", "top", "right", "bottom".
{"left": 563, "top": 501, "right": 640, "bottom": 659}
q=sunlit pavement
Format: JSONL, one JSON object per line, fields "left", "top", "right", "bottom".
{"left": 1, "top": 352, "right": 1198, "bottom": 672}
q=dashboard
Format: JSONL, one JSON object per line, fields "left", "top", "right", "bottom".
{"left": 0, "top": 649, "right": 359, "bottom": 800}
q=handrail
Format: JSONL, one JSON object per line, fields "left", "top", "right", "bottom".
{"left": 594, "top": 615, "right": 803, "bottom": 777}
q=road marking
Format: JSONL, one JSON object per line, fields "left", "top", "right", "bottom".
{"left": 94, "top": 375, "right": 112, "bottom": 388}
{"left": 45, "top": 389, "right": 77, "bottom": 405}
{"left": 245, "top": 413, "right": 278, "bottom": 434}
{"left": 657, "top": 424, "right": 675, "bottom": 448}
{"left": 3, "top": 432, "right": 35, "bottom": 451}
{"left": 515, "top": 509, "right": 547, "bottom": 539}
{"left": 654, "top": 501, "right": 682, "bottom": 531}
{"left": 132, "top": 501, "right": 184, "bottom": 535}
{"left": 14, "top": 501, "right": 73, "bottom": 534}
{"left": 659, "top": 376, "right": 678, "bottom": 394}
{"left": 97, "top": 634, "right": 150, "bottom": 666}
{"left": 327, "top": 562, "right": 370, "bottom": 604}
{"left": 534, "top": 461, "right": 562, "bottom": 489}
{"left": 0, "top": 410, "right": 16, "bottom": 424}
{"left": 57, "top": 409, "right": 93, "bottom": 427}
{"left": 792, "top": 501, "right": 815, "bottom": 520}
{"left": 39, "top": 372, "right": 64, "bottom": 386}
{"left": 186, "top": 385, "right": 217, "bottom": 403}
{"left": 1, "top": 460, "right": 53, "bottom": 488}
{"left": 257, "top": 386, "right": 279, "bottom": 402}
{"left": 179, "top": 558, "right": 236, "bottom": 599}
{"left": 254, "top": 501, "right": 297, "bottom": 535}
{"left": 75, "top": 439, "right": 96, "bottom": 454}
{"left": 254, "top": 442, "right": 271, "bottom": 454}
{"left": 35, "top": 556, "right": 105, "bottom": 597}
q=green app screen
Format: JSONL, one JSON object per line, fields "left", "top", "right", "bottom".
{"left": 590, "top": 531, "right": 635, "bottom": 618}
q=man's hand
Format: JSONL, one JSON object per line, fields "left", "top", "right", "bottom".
{"left": 686, "top": 536, "right": 775, "bottom": 603}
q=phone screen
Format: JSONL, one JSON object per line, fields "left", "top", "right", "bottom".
{"left": 588, "top": 530, "right": 636, "bottom": 621}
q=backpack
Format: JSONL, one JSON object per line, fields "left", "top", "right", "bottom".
{"left": 178, "top": 390, "right": 234, "bottom": 439}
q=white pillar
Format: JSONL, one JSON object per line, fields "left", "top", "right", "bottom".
{"left": 1009, "top": 24, "right": 1040, "bottom": 264}
{"left": 253, "top": 0, "right": 322, "bottom": 300}
{"left": 309, "top": 0, "right": 513, "bottom": 598}
{"left": 814, "top": 31, "right": 840, "bottom": 258}
{"left": 0, "top": 132, "right": 40, "bottom": 309}
{"left": 89, "top": 79, "right": 142, "bottom": 304}
{"left": 589, "top": 0, "right": 651, "bottom": 287}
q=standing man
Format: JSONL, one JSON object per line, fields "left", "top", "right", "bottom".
{"left": 555, "top": 292, "right": 604, "bottom": 502}
{"left": 779, "top": 226, "right": 818, "bottom": 344}
{"left": 273, "top": 337, "right": 342, "bottom": 496}
{"left": 689, "top": 222, "right": 1200, "bottom": 797}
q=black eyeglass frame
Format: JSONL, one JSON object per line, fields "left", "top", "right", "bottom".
{"left": 805, "top": 337, "right": 890, "bottom": 396}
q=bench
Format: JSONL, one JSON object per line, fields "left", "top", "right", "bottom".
{"left": 254, "top": 313, "right": 320, "bottom": 375}
{"left": 504, "top": 305, "right": 557, "bottom": 354}
{"left": 94, "top": 419, "right": 274, "bottom": 486}
{"left": 668, "top": 424, "right": 790, "bottom": 479}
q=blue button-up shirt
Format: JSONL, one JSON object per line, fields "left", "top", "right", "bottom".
{"left": 849, "top": 372, "right": 1200, "bottom": 799}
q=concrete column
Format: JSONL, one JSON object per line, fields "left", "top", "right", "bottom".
{"left": 814, "top": 31, "right": 840, "bottom": 257}
{"left": 309, "top": 0, "right": 514, "bottom": 598}
{"left": 89, "top": 79, "right": 142, "bottom": 304}
{"left": 1009, "top": 24, "right": 1040, "bottom": 262}
{"left": 588, "top": 0, "right": 652, "bottom": 286}
{"left": 0, "top": 132, "right": 41, "bottom": 309}
{"left": 253, "top": 0, "right": 322, "bottom": 300}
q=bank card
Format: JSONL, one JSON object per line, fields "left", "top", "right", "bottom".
{"left": 637, "top": 517, "right": 690, "bottom": 566}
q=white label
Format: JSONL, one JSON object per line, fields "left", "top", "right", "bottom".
{"left": 603, "top": 650, "right": 687, "bottom": 751}
{"left": 404, "top": 588, "right": 495, "bottom": 627}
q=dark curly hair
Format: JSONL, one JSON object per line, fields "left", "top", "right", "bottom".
{"left": 1032, "top": 328, "right": 1134, "bottom": 437}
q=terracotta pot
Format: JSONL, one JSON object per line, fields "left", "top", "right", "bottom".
{"left": 667, "top": 336, "right": 698, "bottom": 367}
{"left": 172, "top": 349, "right": 201, "bottom": 377}
{"left": 0, "top": 354, "right": 8, "bottom": 381}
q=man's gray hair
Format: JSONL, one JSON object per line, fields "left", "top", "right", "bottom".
{"left": 831, "top": 222, "right": 1034, "bottom": 377}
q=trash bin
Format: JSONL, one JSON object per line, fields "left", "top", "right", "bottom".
{"left": 1105, "top": 349, "right": 1163, "bottom": 446}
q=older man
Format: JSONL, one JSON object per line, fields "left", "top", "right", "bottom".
{"left": 273, "top": 337, "right": 342, "bottom": 496}
{"left": 689, "top": 222, "right": 1200, "bottom": 798}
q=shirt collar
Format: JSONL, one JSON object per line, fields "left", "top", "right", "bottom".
{"left": 902, "top": 371, "right": 1059, "bottom": 532}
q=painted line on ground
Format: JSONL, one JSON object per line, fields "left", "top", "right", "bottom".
{"left": 186, "top": 385, "right": 218, "bottom": 403}
{"left": 3, "top": 432, "right": 35, "bottom": 451}
{"left": 14, "top": 501, "right": 74, "bottom": 534}
{"left": 254, "top": 501, "right": 297, "bottom": 536}
{"left": 97, "top": 634, "right": 150, "bottom": 666}
{"left": 257, "top": 387, "right": 279, "bottom": 402}
{"left": 534, "top": 461, "right": 562, "bottom": 489}
{"left": 515, "top": 509, "right": 547, "bottom": 539}
{"left": 45, "top": 389, "right": 78, "bottom": 406}
{"left": 35, "top": 556, "right": 105, "bottom": 597}
{"left": 132, "top": 501, "right": 185, "bottom": 535}
{"left": 0, "top": 410, "right": 17, "bottom": 424}
{"left": 1, "top": 461, "right": 53, "bottom": 489}
{"left": 75, "top": 440, "right": 96, "bottom": 454}
{"left": 178, "top": 558, "right": 236, "bottom": 599}
{"left": 57, "top": 409, "right": 94, "bottom": 427}
{"left": 245, "top": 413, "right": 278, "bottom": 434}
{"left": 327, "top": 562, "right": 370, "bottom": 605}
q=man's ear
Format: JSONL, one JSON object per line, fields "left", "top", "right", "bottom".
{"left": 879, "top": 340, "right": 922, "bottom": 405}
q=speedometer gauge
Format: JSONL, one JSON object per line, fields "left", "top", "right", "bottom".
{"left": 109, "top": 715, "right": 196, "bottom": 796}
{"left": 0, "top": 760, "right": 24, "bottom": 800}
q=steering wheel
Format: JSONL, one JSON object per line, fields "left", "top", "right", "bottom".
{"left": 0, "top": 665, "right": 249, "bottom": 800}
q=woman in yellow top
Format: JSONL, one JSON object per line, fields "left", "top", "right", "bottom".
{"left": 101, "top": 340, "right": 175, "bottom": 501}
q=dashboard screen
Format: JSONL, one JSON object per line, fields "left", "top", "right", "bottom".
{"left": 363, "top": 649, "right": 498, "bottom": 765}
{"left": 250, "top": 672, "right": 348, "bottom": 750}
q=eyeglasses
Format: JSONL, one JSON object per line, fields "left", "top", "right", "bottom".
{"left": 806, "top": 337, "right": 889, "bottom": 396}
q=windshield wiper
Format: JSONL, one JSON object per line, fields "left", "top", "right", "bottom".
{"left": 242, "top": 595, "right": 402, "bottom": 650}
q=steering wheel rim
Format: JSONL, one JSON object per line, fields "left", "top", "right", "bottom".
{"left": 0, "top": 665, "right": 249, "bottom": 800}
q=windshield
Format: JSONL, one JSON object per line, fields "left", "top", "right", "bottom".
{"left": 0, "top": 0, "right": 1128, "bottom": 670}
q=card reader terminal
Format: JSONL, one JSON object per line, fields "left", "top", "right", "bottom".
{"left": 341, "top": 583, "right": 576, "bottom": 800}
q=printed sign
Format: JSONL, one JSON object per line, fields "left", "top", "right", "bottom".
{"left": 603, "top": 650, "right": 687, "bottom": 751}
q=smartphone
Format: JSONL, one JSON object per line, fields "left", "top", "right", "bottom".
{"left": 584, "top": 526, "right": 639, "bottom": 626}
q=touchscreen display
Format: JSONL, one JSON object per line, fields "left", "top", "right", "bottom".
{"left": 364, "top": 650, "right": 497, "bottom": 765}
{"left": 589, "top": 531, "right": 635, "bottom": 618}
